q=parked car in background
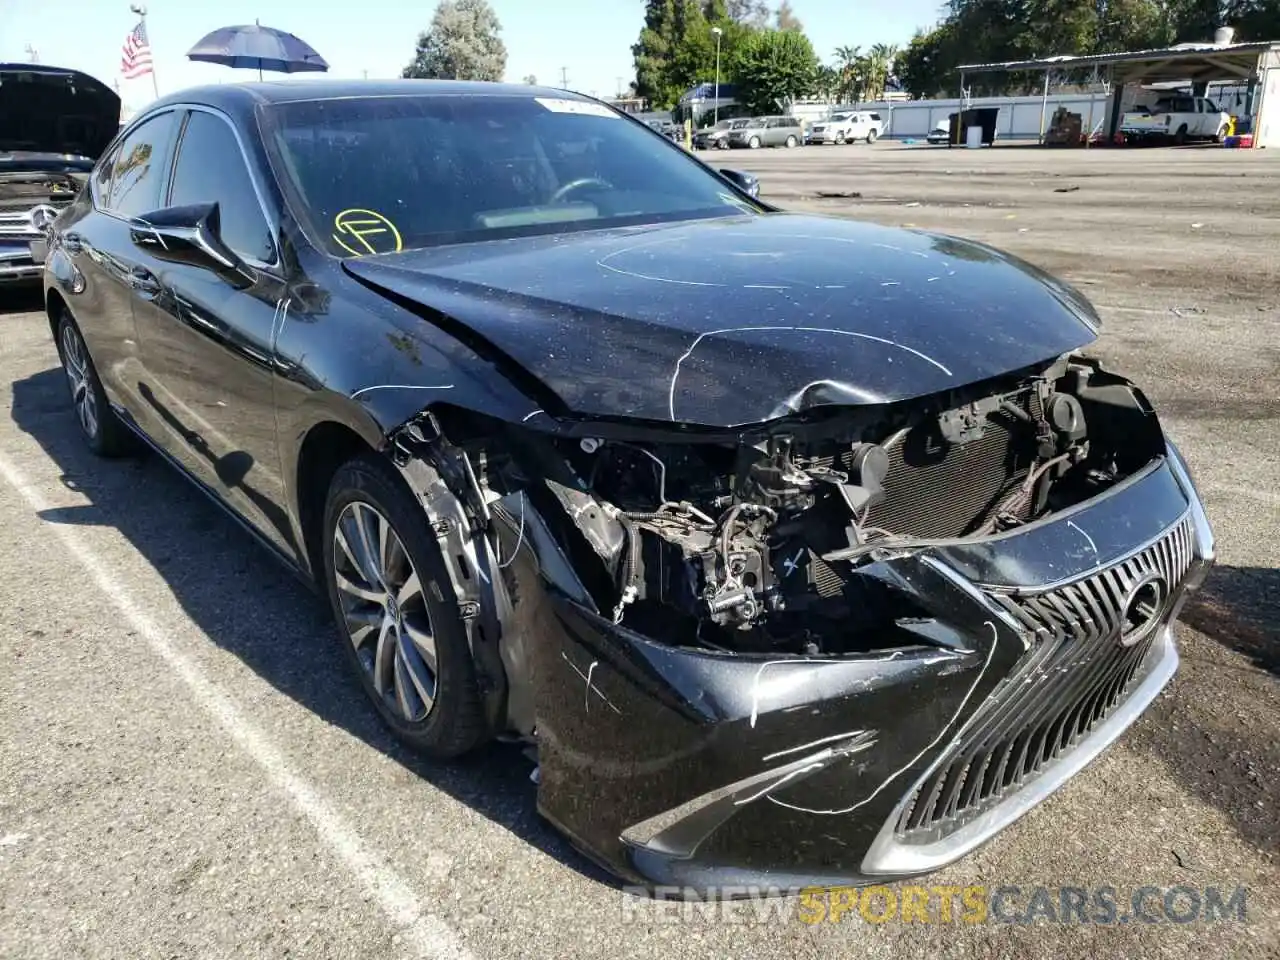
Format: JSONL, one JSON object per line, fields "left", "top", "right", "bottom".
{"left": 847, "top": 110, "right": 886, "bottom": 143}
{"left": 1, "top": 63, "right": 119, "bottom": 285}
{"left": 646, "top": 119, "right": 682, "bottom": 143}
{"left": 727, "top": 115, "right": 802, "bottom": 149}
{"left": 926, "top": 120, "right": 951, "bottom": 144}
{"left": 694, "top": 118, "right": 749, "bottom": 150}
{"left": 806, "top": 112, "right": 857, "bottom": 145}
{"left": 1120, "top": 95, "right": 1231, "bottom": 144}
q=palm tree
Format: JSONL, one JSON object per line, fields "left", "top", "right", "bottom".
{"left": 834, "top": 44, "right": 861, "bottom": 103}
{"left": 865, "top": 43, "right": 898, "bottom": 101}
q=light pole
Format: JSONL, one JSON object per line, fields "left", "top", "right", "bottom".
{"left": 712, "top": 26, "right": 723, "bottom": 125}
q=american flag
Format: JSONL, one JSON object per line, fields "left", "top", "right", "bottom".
{"left": 120, "top": 20, "right": 153, "bottom": 79}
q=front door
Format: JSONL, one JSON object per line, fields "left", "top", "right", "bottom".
{"left": 130, "top": 107, "right": 296, "bottom": 558}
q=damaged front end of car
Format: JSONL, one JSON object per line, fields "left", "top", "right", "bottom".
{"left": 378, "top": 350, "right": 1214, "bottom": 889}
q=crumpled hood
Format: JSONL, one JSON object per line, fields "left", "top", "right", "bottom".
{"left": 343, "top": 213, "right": 1100, "bottom": 427}
{"left": 0, "top": 64, "right": 120, "bottom": 159}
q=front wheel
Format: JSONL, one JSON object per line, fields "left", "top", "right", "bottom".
{"left": 748, "top": 136, "right": 761, "bottom": 149}
{"left": 1174, "top": 124, "right": 1188, "bottom": 145}
{"left": 55, "top": 312, "right": 134, "bottom": 457}
{"left": 322, "top": 454, "right": 488, "bottom": 758}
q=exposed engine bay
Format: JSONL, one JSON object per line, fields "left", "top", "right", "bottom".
{"left": 426, "top": 354, "right": 1166, "bottom": 658}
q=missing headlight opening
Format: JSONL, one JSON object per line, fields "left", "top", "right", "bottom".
{"left": 395, "top": 352, "right": 1165, "bottom": 660}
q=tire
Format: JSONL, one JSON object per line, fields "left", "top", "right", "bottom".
{"left": 1214, "top": 125, "right": 1228, "bottom": 143}
{"left": 54, "top": 311, "right": 134, "bottom": 457}
{"left": 748, "top": 136, "right": 761, "bottom": 149}
{"left": 1174, "top": 124, "right": 1188, "bottom": 145}
{"left": 835, "top": 134, "right": 845, "bottom": 145}
{"left": 867, "top": 129, "right": 879, "bottom": 144}
{"left": 321, "top": 454, "right": 488, "bottom": 759}
{"left": 785, "top": 135, "right": 798, "bottom": 148}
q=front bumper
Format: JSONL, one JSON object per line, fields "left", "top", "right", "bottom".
{"left": 529, "top": 443, "right": 1214, "bottom": 889}
{"left": 0, "top": 238, "right": 45, "bottom": 283}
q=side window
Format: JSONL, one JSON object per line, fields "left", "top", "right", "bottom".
{"left": 92, "top": 144, "right": 119, "bottom": 207}
{"left": 106, "top": 111, "right": 177, "bottom": 218}
{"left": 168, "top": 111, "right": 276, "bottom": 264}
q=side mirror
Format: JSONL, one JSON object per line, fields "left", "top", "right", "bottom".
{"left": 719, "top": 167, "right": 760, "bottom": 198}
{"left": 129, "top": 202, "right": 249, "bottom": 282}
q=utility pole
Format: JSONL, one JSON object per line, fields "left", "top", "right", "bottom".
{"left": 24, "top": 43, "right": 40, "bottom": 63}
{"left": 560, "top": 66, "right": 568, "bottom": 89}
{"left": 129, "top": 3, "right": 160, "bottom": 100}
{"left": 712, "top": 26, "right": 723, "bottom": 125}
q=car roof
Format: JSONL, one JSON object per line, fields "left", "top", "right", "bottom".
{"left": 132, "top": 79, "right": 599, "bottom": 128}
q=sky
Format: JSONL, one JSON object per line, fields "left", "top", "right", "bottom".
{"left": 1, "top": 0, "right": 945, "bottom": 114}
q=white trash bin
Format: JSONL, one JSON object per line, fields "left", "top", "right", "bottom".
{"left": 965, "top": 125, "right": 983, "bottom": 148}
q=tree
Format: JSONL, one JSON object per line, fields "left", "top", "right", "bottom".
{"left": 523, "top": 74, "right": 538, "bottom": 84}
{"left": 634, "top": 0, "right": 757, "bottom": 109}
{"left": 833, "top": 44, "right": 863, "bottom": 101}
{"left": 729, "top": 28, "right": 819, "bottom": 114}
{"left": 774, "top": 0, "right": 804, "bottom": 31}
{"left": 402, "top": 0, "right": 507, "bottom": 81}
{"left": 895, "top": 25, "right": 959, "bottom": 99}
{"left": 726, "top": 0, "right": 770, "bottom": 26}
{"left": 863, "top": 43, "right": 898, "bottom": 101}
{"left": 633, "top": 0, "right": 682, "bottom": 106}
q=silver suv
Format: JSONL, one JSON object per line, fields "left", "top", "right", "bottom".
{"left": 727, "top": 116, "right": 803, "bottom": 149}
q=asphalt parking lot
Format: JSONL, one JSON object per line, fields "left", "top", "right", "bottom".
{"left": 1, "top": 142, "right": 1277, "bottom": 959}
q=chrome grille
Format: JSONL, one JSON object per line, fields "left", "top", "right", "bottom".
{"left": 895, "top": 513, "right": 1195, "bottom": 841}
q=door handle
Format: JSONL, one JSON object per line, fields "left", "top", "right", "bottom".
{"left": 129, "top": 267, "right": 161, "bottom": 295}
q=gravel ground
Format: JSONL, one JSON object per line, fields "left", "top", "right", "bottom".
{"left": 1, "top": 142, "right": 1276, "bottom": 959}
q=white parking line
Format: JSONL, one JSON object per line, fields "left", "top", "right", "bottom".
{"left": 0, "top": 452, "right": 476, "bottom": 960}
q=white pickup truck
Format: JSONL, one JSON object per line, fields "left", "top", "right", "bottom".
{"left": 1120, "top": 95, "right": 1232, "bottom": 144}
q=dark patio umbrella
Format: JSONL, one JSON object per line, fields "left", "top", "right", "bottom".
{"left": 187, "top": 22, "right": 328, "bottom": 80}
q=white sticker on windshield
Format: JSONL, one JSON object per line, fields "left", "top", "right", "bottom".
{"left": 534, "top": 97, "right": 620, "bottom": 118}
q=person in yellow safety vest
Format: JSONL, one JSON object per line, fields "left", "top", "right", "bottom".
{"left": 684, "top": 117, "right": 693, "bottom": 150}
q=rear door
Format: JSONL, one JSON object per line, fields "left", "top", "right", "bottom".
{"left": 129, "top": 107, "right": 295, "bottom": 557}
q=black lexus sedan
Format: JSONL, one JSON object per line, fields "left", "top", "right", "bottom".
{"left": 1, "top": 63, "right": 119, "bottom": 284}
{"left": 37, "top": 79, "right": 1214, "bottom": 890}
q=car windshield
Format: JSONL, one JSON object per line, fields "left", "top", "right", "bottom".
{"left": 261, "top": 94, "right": 759, "bottom": 254}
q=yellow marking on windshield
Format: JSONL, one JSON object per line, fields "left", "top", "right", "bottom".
{"left": 333, "top": 208, "right": 403, "bottom": 256}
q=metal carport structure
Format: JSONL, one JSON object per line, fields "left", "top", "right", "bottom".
{"left": 957, "top": 39, "right": 1280, "bottom": 146}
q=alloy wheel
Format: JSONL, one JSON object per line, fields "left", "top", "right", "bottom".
{"left": 60, "top": 322, "right": 99, "bottom": 441}
{"left": 332, "top": 500, "right": 438, "bottom": 722}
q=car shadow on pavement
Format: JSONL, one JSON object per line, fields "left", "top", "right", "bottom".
{"left": 1182, "top": 565, "right": 1280, "bottom": 679}
{"left": 9, "top": 365, "right": 619, "bottom": 891}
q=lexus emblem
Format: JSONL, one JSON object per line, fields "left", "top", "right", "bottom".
{"left": 29, "top": 204, "right": 60, "bottom": 233}
{"left": 1119, "top": 573, "right": 1167, "bottom": 647}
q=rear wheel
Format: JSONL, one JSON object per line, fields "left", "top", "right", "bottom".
{"left": 321, "top": 454, "right": 488, "bottom": 758}
{"left": 785, "top": 135, "right": 798, "bottom": 148}
{"left": 55, "top": 312, "right": 134, "bottom": 457}
{"left": 1174, "top": 124, "right": 1188, "bottom": 145}
{"left": 867, "top": 129, "right": 879, "bottom": 144}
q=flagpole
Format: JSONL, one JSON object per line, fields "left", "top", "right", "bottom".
{"left": 129, "top": 3, "right": 160, "bottom": 99}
